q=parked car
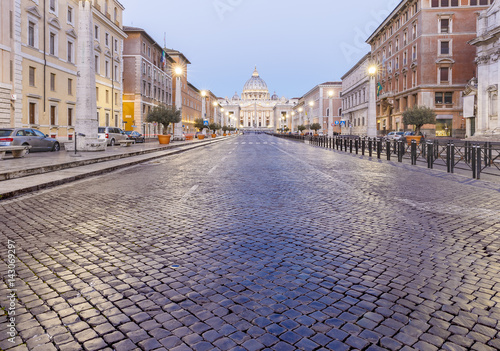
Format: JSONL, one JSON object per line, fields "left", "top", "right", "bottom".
{"left": 0, "top": 128, "right": 60, "bottom": 153}
{"left": 386, "top": 131, "right": 404, "bottom": 140}
{"left": 124, "top": 131, "right": 145, "bottom": 143}
{"left": 97, "top": 127, "right": 128, "bottom": 146}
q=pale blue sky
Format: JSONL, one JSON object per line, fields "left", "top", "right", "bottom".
{"left": 121, "top": 0, "right": 396, "bottom": 99}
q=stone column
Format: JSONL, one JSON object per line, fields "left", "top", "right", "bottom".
{"left": 476, "top": 56, "right": 489, "bottom": 134}
{"left": 173, "top": 76, "right": 183, "bottom": 140}
{"left": 72, "top": 0, "right": 105, "bottom": 151}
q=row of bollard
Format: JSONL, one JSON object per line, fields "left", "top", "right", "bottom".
{"left": 306, "top": 135, "right": 490, "bottom": 180}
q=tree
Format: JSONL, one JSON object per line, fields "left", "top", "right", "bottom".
{"left": 310, "top": 123, "right": 322, "bottom": 133}
{"left": 402, "top": 106, "right": 436, "bottom": 134}
{"left": 208, "top": 123, "right": 220, "bottom": 134}
{"left": 222, "top": 125, "right": 229, "bottom": 133}
{"left": 146, "top": 105, "right": 181, "bottom": 135}
{"left": 297, "top": 125, "right": 306, "bottom": 133}
{"left": 194, "top": 118, "right": 206, "bottom": 132}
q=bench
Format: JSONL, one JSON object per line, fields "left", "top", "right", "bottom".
{"left": 0, "top": 145, "right": 32, "bottom": 160}
{"left": 119, "top": 140, "right": 136, "bottom": 147}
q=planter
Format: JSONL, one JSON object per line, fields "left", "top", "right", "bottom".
{"left": 185, "top": 135, "right": 194, "bottom": 141}
{"left": 223, "top": 133, "right": 227, "bottom": 136}
{"left": 212, "top": 134, "right": 217, "bottom": 138}
{"left": 158, "top": 135, "right": 171, "bottom": 144}
{"left": 300, "top": 133, "right": 305, "bottom": 136}
{"left": 313, "top": 134, "right": 319, "bottom": 137}
{"left": 198, "top": 135, "right": 205, "bottom": 140}
{"left": 406, "top": 136, "right": 422, "bottom": 145}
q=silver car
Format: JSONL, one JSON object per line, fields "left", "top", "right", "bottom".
{"left": 0, "top": 128, "right": 60, "bottom": 152}
{"left": 97, "top": 127, "right": 129, "bottom": 146}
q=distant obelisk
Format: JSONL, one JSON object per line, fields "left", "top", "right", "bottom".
{"left": 73, "top": 0, "right": 105, "bottom": 151}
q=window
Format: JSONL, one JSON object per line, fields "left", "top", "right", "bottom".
{"left": 115, "top": 92, "right": 118, "bottom": 105}
{"left": 49, "top": 0, "right": 56, "bottom": 12}
{"left": 50, "top": 105, "right": 57, "bottom": 125}
{"left": 451, "top": 0, "right": 459, "bottom": 5}
{"left": 435, "top": 92, "right": 453, "bottom": 104}
{"left": 412, "top": 70, "right": 417, "bottom": 87}
{"left": 412, "top": 45, "right": 417, "bottom": 60}
{"left": 95, "top": 55, "right": 99, "bottom": 73}
{"left": 67, "top": 41, "right": 73, "bottom": 63}
{"left": 440, "top": 18, "right": 450, "bottom": 33}
{"left": 29, "top": 66, "right": 35, "bottom": 86}
{"left": 445, "top": 92, "right": 453, "bottom": 104}
{"left": 396, "top": 57, "right": 399, "bottom": 69}
{"left": 395, "top": 38, "right": 399, "bottom": 51}
{"left": 106, "top": 90, "right": 109, "bottom": 103}
{"left": 105, "top": 0, "right": 109, "bottom": 14}
{"left": 96, "top": 87, "right": 99, "bottom": 101}
{"left": 441, "top": 0, "right": 449, "bottom": 6}
{"left": 403, "top": 31, "right": 407, "bottom": 46}
{"left": 470, "top": 0, "right": 491, "bottom": 5}
{"left": 114, "top": 65, "right": 118, "bottom": 80}
{"left": 67, "top": 6, "right": 73, "bottom": 24}
{"left": 29, "top": 103, "right": 36, "bottom": 124}
{"left": 95, "top": 25, "right": 99, "bottom": 40}
{"left": 114, "top": 39, "right": 118, "bottom": 52}
{"left": 412, "top": 23, "right": 417, "bottom": 40}
{"left": 105, "top": 60, "right": 109, "bottom": 78}
{"left": 440, "top": 41, "right": 450, "bottom": 55}
{"left": 403, "top": 51, "right": 407, "bottom": 65}
{"left": 28, "top": 21, "right": 36, "bottom": 47}
{"left": 105, "top": 33, "right": 109, "bottom": 47}
{"left": 68, "top": 78, "right": 73, "bottom": 95}
{"left": 114, "top": 7, "right": 117, "bottom": 22}
{"left": 50, "top": 73, "right": 56, "bottom": 91}
{"left": 440, "top": 67, "right": 449, "bottom": 83}
{"left": 49, "top": 32, "right": 56, "bottom": 55}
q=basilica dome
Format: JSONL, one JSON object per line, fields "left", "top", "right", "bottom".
{"left": 242, "top": 67, "right": 270, "bottom": 100}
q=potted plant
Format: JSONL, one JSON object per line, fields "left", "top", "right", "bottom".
{"left": 146, "top": 105, "right": 181, "bottom": 144}
{"left": 222, "top": 125, "right": 228, "bottom": 136}
{"left": 194, "top": 118, "right": 206, "bottom": 140}
{"left": 284, "top": 126, "right": 290, "bottom": 134}
{"left": 297, "top": 125, "right": 306, "bottom": 136}
{"left": 402, "top": 106, "right": 436, "bottom": 144}
{"left": 209, "top": 123, "right": 220, "bottom": 138}
{"left": 310, "top": 123, "right": 322, "bottom": 137}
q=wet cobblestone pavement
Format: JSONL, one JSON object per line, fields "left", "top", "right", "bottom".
{"left": 1, "top": 133, "right": 500, "bottom": 351}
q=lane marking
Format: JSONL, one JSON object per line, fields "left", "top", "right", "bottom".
{"left": 208, "top": 165, "right": 218, "bottom": 174}
{"left": 180, "top": 185, "right": 199, "bottom": 203}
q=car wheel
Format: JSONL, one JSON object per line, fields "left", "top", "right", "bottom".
{"left": 110, "top": 139, "right": 115, "bottom": 146}
{"left": 52, "top": 142, "right": 60, "bottom": 152}
{"left": 22, "top": 143, "right": 30, "bottom": 154}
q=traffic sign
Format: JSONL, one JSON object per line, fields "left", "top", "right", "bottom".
{"left": 334, "top": 121, "right": 339, "bottom": 126}
{"left": 203, "top": 120, "right": 209, "bottom": 126}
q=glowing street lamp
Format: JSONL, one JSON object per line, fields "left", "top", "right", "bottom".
{"left": 173, "top": 66, "right": 184, "bottom": 140}
{"left": 367, "top": 65, "right": 378, "bottom": 138}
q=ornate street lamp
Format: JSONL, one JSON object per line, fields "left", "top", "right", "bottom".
{"left": 367, "top": 64, "right": 378, "bottom": 138}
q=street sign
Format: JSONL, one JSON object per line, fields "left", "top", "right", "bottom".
{"left": 334, "top": 121, "right": 339, "bottom": 125}
{"left": 340, "top": 121, "right": 346, "bottom": 126}
{"left": 203, "top": 120, "right": 209, "bottom": 126}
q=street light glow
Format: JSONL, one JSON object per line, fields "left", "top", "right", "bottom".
{"left": 368, "top": 66, "right": 377, "bottom": 76}
{"left": 309, "top": 101, "right": 314, "bottom": 107}
{"left": 201, "top": 90, "right": 207, "bottom": 97}
{"left": 328, "top": 90, "right": 334, "bottom": 97}
{"left": 213, "top": 101, "right": 218, "bottom": 107}
{"left": 175, "top": 66, "right": 183, "bottom": 76}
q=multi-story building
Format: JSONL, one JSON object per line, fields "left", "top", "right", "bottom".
{"left": 18, "top": 0, "right": 80, "bottom": 140}
{"left": 341, "top": 53, "right": 372, "bottom": 136}
{"left": 367, "top": 0, "right": 492, "bottom": 138}
{"left": 220, "top": 67, "right": 296, "bottom": 131}
{"left": 92, "top": 0, "right": 126, "bottom": 130}
{"left": 185, "top": 82, "right": 202, "bottom": 132}
{"left": 122, "top": 26, "right": 173, "bottom": 137}
{"left": 292, "top": 82, "right": 342, "bottom": 135}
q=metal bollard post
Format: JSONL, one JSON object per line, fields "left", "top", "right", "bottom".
{"left": 362, "top": 138, "right": 365, "bottom": 156}
{"left": 377, "top": 139, "right": 381, "bottom": 159}
{"left": 411, "top": 140, "right": 417, "bottom": 165}
{"left": 472, "top": 145, "right": 477, "bottom": 179}
{"left": 386, "top": 140, "right": 391, "bottom": 161}
{"left": 450, "top": 142, "right": 455, "bottom": 173}
{"left": 427, "top": 142, "right": 434, "bottom": 169}
{"left": 369, "top": 138, "right": 372, "bottom": 157}
{"left": 397, "top": 140, "right": 403, "bottom": 162}
{"left": 446, "top": 142, "right": 451, "bottom": 173}
{"left": 477, "top": 145, "right": 482, "bottom": 180}
{"left": 355, "top": 138, "right": 359, "bottom": 155}
{"left": 393, "top": 139, "right": 397, "bottom": 154}
{"left": 350, "top": 139, "right": 353, "bottom": 153}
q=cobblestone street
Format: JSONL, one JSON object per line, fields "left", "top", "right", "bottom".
{"left": 1, "top": 133, "right": 500, "bottom": 351}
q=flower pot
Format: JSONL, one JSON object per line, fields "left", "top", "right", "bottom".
{"left": 313, "top": 134, "right": 319, "bottom": 137}
{"left": 198, "top": 135, "right": 205, "bottom": 140}
{"left": 158, "top": 135, "right": 171, "bottom": 144}
{"left": 223, "top": 133, "right": 227, "bottom": 136}
{"left": 185, "top": 135, "right": 194, "bottom": 141}
{"left": 212, "top": 134, "right": 217, "bottom": 138}
{"left": 406, "top": 136, "right": 422, "bottom": 145}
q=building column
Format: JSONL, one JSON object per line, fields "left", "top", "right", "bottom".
{"left": 367, "top": 75, "right": 377, "bottom": 138}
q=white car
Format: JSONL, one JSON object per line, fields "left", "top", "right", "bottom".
{"left": 97, "top": 127, "right": 129, "bottom": 146}
{"left": 386, "top": 131, "right": 404, "bottom": 140}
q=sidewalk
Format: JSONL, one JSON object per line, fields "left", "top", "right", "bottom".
{"left": 0, "top": 136, "right": 233, "bottom": 200}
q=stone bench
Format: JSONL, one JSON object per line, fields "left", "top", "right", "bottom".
{"left": 120, "top": 140, "right": 136, "bottom": 147}
{"left": 0, "top": 145, "right": 32, "bottom": 160}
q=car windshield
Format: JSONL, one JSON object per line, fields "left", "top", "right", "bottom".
{"left": 396, "top": 132, "right": 404, "bottom": 135}
{"left": 0, "top": 129, "right": 13, "bottom": 137}
{"left": 125, "top": 131, "right": 132, "bottom": 135}
{"left": 98, "top": 127, "right": 106, "bottom": 133}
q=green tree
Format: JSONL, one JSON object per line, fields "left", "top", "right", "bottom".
{"left": 310, "top": 123, "right": 322, "bottom": 133}
{"left": 194, "top": 118, "right": 206, "bottom": 132}
{"left": 208, "top": 123, "right": 220, "bottom": 134}
{"left": 284, "top": 126, "right": 290, "bottom": 133}
{"left": 222, "top": 125, "right": 229, "bottom": 133}
{"left": 402, "top": 106, "right": 436, "bottom": 134}
{"left": 297, "top": 125, "right": 306, "bottom": 133}
{"left": 146, "top": 105, "right": 181, "bottom": 135}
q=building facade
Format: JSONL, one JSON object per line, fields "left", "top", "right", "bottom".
{"left": 292, "top": 82, "right": 342, "bottom": 135}
{"left": 92, "top": 0, "right": 126, "bottom": 130}
{"left": 466, "top": 1, "right": 500, "bottom": 140}
{"left": 367, "top": 0, "right": 492, "bottom": 138}
{"left": 122, "top": 26, "right": 173, "bottom": 137}
{"left": 185, "top": 82, "right": 202, "bottom": 133}
{"left": 341, "top": 53, "right": 372, "bottom": 136}
{"left": 220, "top": 67, "right": 296, "bottom": 131}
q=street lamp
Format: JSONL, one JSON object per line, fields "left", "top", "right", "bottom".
{"left": 367, "top": 64, "right": 378, "bottom": 138}
{"left": 328, "top": 90, "right": 334, "bottom": 137}
{"left": 308, "top": 101, "right": 314, "bottom": 134}
{"left": 173, "top": 65, "right": 184, "bottom": 140}
{"left": 201, "top": 90, "right": 207, "bottom": 135}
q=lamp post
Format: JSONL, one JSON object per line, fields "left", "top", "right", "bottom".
{"left": 328, "top": 90, "right": 334, "bottom": 137}
{"left": 299, "top": 107, "right": 303, "bottom": 127}
{"left": 367, "top": 65, "right": 378, "bottom": 138}
{"left": 201, "top": 90, "right": 207, "bottom": 135}
{"left": 173, "top": 66, "right": 183, "bottom": 140}
{"left": 291, "top": 111, "right": 295, "bottom": 133}
{"left": 308, "top": 101, "right": 314, "bottom": 134}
